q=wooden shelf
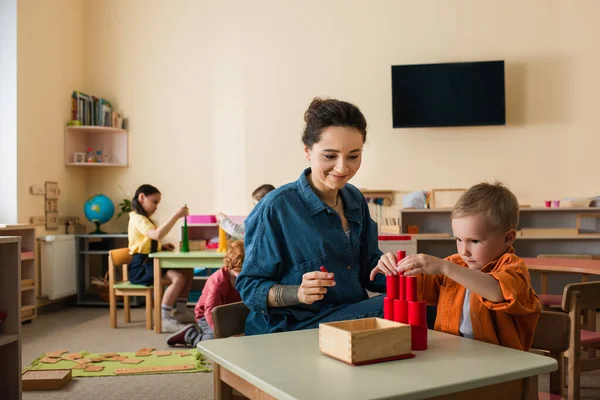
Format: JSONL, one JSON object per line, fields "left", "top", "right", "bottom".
{"left": 21, "top": 285, "right": 35, "bottom": 292}
{"left": 64, "top": 126, "right": 129, "bottom": 167}
{"left": 0, "top": 334, "right": 18, "bottom": 348}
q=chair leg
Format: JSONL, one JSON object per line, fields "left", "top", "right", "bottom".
{"left": 124, "top": 296, "right": 131, "bottom": 323}
{"left": 550, "top": 352, "right": 564, "bottom": 397}
{"left": 109, "top": 288, "right": 117, "bottom": 329}
{"left": 146, "top": 291, "right": 152, "bottom": 330}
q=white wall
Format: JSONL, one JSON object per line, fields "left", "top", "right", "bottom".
{"left": 0, "top": 0, "right": 17, "bottom": 224}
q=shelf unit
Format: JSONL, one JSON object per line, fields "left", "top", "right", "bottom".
{"left": 64, "top": 126, "right": 129, "bottom": 167}
{"left": 0, "top": 225, "right": 37, "bottom": 322}
{"left": 0, "top": 236, "right": 23, "bottom": 399}
{"left": 399, "top": 207, "right": 600, "bottom": 294}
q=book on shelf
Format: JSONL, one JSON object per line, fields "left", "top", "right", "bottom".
{"left": 70, "top": 91, "right": 125, "bottom": 129}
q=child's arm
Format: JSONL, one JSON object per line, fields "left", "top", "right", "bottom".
{"left": 202, "top": 285, "right": 224, "bottom": 330}
{"left": 398, "top": 254, "right": 504, "bottom": 303}
{"left": 217, "top": 213, "right": 245, "bottom": 240}
{"left": 145, "top": 206, "right": 188, "bottom": 241}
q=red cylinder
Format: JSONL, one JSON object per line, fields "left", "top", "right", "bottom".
{"left": 408, "top": 300, "right": 427, "bottom": 328}
{"left": 395, "top": 299, "right": 408, "bottom": 324}
{"left": 399, "top": 275, "right": 407, "bottom": 301}
{"left": 411, "top": 325, "right": 428, "bottom": 351}
{"left": 386, "top": 275, "right": 399, "bottom": 300}
{"left": 406, "top": 276, "right": 417, "bottom": 302}
{"left": 384, "top": 297, "right": 394, "bottom": 320}
{"left": 396, "top": 250, "right": 406, "bottom": 261}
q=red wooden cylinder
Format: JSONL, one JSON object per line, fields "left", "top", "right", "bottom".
{"left": 384, "top": 297, "right": 394, "bottom": 320}
{"left": 411, "top": 325, "right": 428, "bottom": 351}
{"left": 406, "top": 276, "right": 417, "bottom": 302}
{"left": 396, "top": 250, "right": 406, "bottom": 261}
{"left": 408, "top": 300, "right": 427, "bottom": 328}
{"left": 386, "top": 275, "right": 399, "bottom": 300}
{"left": 394, "top": 299, "right": 408, "bottom": 324}
{"left": 399, "top": 275, "right": 407, "bottom": 301}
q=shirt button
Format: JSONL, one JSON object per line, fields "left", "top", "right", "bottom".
{"left": 347, "top": 265, "right": 351, "bottom": 270}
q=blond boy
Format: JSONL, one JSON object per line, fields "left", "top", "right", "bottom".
{"left": 372, "top": 182, "right": 540, "bottom": 351}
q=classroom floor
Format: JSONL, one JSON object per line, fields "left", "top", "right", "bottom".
{"left": 21, "top": 307, "right": 600, "bottom": 399}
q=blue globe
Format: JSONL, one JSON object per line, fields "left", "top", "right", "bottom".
{"left": 84, "top": 194, "right": 115, "bottom": 234}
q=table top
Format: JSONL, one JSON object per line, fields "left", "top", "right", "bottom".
{"left": 149, "top": 250, "right": 225, "bottom": 259}
{"left": 523, "top": 257, "right": 600, "bottom": 275}
{"left": 198, "top": 328, "right": 556, "bottom": 400}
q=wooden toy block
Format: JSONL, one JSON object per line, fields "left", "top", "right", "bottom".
{"left": 407, "top": 225, "right": 419, "bottom": 234}
{"left": 176, "top": 352, "right": 193, "bottom": 357}
{"left": 84, "top": 365, "right": 104, "bottom": 372}
{"left": 319, "top": 317, "right": 413, "bottom": 366}
{"left": 70, "top": 363, "right": 90, "bottom": 370}
{"left": 121, "top": 358, "right": 144, "bottom": 364}
{"left": 154, "top": 351, "right": 171, "bottom": 357}
{"left": 61, "top": 353, "right": 82, "bottom": 360}
{"left": 39, "top": 357, "right": 61, "bottom": 364}
{"left": 45, "top": 350, "right": 68, "bottom": 358}
{"left": 22, "top": 369, "right": 72, "bottom": 391}
{"left": 100, "top": 352, "right": 119, "bottom": 357}
{"left": 520, "top": 228, "right": 578, "bottom": 237}
{"left": 114, "top": 364, "right": 196, "bottom": 375}
{"left": 76, "top": 358, "right": 93, "bottom": 364}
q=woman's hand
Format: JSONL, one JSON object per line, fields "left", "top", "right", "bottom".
{"left": 174, "top": 205, "right": 189, "bottom": 219}
{"left": 297, "top": 271, "right": 336, "bottom": 305}
{"left": 369, "top": 252, "right": 398, "bottom": 280}
{"left": 162, "top": 243, "right": 175, "bottom": 251}
{"left": 397, "top": 254, "right": 451, "bottom": 276}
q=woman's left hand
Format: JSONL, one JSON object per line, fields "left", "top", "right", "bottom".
{"left": 397, "top": 254, "right": 451, "bottom": 276}
{"left": 162, "top": 243, "right": 175, "bottom": 251}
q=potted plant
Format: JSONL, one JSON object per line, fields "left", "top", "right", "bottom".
{"left": 117, "top": 186, "right": 132, "bottom": 219}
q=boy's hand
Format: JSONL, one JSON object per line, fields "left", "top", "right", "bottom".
{"left": 297, "top": 271, "right": 336, "bottom": 304}
{"left": 162, "top": 243, "right": 175, "bottom": 251}
{"left": 370, "top": 252, "right": 398, "bottom": 280}
{"left": 397, "top": 254, "right": 452, "bottom": 276}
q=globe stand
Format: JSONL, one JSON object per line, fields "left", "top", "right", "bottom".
{"left": 91, "top": 221, "right": 107, "bottom": 235}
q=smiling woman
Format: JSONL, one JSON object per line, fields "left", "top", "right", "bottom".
{"left": 237, "top": 97, "right": 387, "bottom": 335}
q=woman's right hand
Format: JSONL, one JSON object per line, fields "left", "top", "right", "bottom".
{"left": 297, "top": 271, "right": 336, "bottom": 305}
{"left": 369, "top": 252, "right": 398, "bottom": 281}
{"left": 174, "top": 205, "right": 189, "bottom": 219}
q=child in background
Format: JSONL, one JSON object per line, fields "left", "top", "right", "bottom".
{"left": 371, "top": 182, "right": 541, "bottom": 351}
{"left": 166, "top": 240, "right": 244, "bottom": 346}
{"left": 128, "top": 184, "right": 195, "bottom": 333}
{"left": 216, "top": 184, "right": 275, "bottom": 239}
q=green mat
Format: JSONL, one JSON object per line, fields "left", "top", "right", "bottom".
{"left": 24, "top": 350, "right": 211, "bottom": 377}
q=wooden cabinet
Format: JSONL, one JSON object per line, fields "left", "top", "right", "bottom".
{"left": 0, "top": 225, "right": 36, "bottom": 322}
{"left": 0, "top": 236, "right": 23, "bottom": 399}
{"left": 64, "top": 126, "right": 129, "bottom": 167}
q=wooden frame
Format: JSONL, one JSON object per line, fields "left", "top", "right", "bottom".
{"left": 430, "top": 188, "right": 466, "bottom": 209}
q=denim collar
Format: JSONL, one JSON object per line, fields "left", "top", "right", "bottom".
{"left": 297, "top": 168, "right": 360, "bottom": 216}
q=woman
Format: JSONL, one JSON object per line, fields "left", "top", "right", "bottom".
{"left": 236, "top": 98, "right": 387, "bottom": 335}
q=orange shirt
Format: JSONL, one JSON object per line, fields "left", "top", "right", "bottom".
{"left": 418, "top": 247, "right": 541, "bottom": 351}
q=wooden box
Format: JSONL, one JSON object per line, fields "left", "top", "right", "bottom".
{"left": 22, "top": 369, "right": 72, "bottom": 391}
{"left": 520, "top": 228, "right": 578, "bottom": 237}
{"left": 319, "top": 318, "right": 412, "bottom": 366}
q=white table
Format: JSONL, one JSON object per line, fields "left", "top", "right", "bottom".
{"left": 198, "top": 328, "right": 556, "bottom": 400}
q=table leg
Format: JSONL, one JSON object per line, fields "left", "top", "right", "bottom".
{"left": 154, "top": 258, "right": 162, "bottom": 334}
{"left": 213, "top": 363, "right": 233, "bottom": 400}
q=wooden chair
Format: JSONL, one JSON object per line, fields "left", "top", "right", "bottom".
{"left": 561, "top": 281, "right": 600, "bottom": 400}
{"left": 108, "top": 248, "right": 153, "bottom": 330}
{"left": 536, "top": 254, "right": 593, "bottom": 310}
{"left": 211, "top": 301, "right": 250, "bottom": 339}
{"left": 210, "top": 301, "right": 250, "bottom": 400}
{"left": 531, "top": 310, "right": 571, "bottom": 400}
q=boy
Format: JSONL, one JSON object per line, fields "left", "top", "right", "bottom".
{"left": 372, "top": 182, "right": 540, "bottom": 351}
{"left": 166, "top": 240, "right": 244, "bottom": 347}
{"left": 216, "top": 184, "right": 275, "bottom": 239}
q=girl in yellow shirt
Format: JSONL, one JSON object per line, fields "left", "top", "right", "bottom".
{"left": 128, "top": 184, "right": 194, "bottom": 333}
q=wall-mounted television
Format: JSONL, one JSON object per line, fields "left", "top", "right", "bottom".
{"left": 391, "top": 60, "right": 505, "bottom": 128}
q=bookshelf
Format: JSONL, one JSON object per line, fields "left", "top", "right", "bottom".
{"left": 0, "top": 236, "right": 23, "bottom": 399}
{"left": 0, "top": 225, "right": 37, "bottom": 322}
{"left": 64, "top": 126, "right": 129, "bottom": 167}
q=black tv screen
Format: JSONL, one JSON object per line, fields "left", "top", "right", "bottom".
{"left": 391, "top": 60, "right": 505, "bottom": 128}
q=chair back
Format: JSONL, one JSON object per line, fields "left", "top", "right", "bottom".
{"left": 211, "top": 301, "right": 250, "bottom": 339}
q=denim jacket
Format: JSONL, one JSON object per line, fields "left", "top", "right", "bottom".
{"left": 236, "top": 168, "right": 386, "bottom": 335}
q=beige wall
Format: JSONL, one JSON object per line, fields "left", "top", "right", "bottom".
{"left": 18, "top": 1, "right": 600, "bottom": 238}
{"left": 17, "top": 0, "right": 88, "bottom": 234}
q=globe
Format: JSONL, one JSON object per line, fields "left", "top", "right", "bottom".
{"left": 84, "top": 194, "right": 115, "bottom": 234}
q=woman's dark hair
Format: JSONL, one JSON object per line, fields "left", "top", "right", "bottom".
{"left": 301, "top": 97, "right": 367, "bottom": 149}
{"left": 131, "top": 184, "right": 160, "bottom": 219}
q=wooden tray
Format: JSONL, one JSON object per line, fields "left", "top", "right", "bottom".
{"left": 319, "top": 318, "right": 412, "bottom": 366}
{"left": 22, "top": 369, "right": 72, "bottom": 391}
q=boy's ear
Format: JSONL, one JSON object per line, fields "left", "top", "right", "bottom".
{"left": 504, "top": 229, "right": 517, "bottom": 245}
